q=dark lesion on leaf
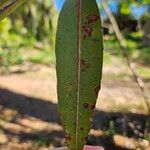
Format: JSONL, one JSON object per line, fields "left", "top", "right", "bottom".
{"left": 82, "top": 14, "right": 100, "bottom": 39}
{"left": 94, "top": 85, "right": 101, "bottom": 95}
{"left": 82, "top": 25, "right": 93, "bottom": 39}
{"left": 58, "top": 115, "right": 61, "bottom": 123}
{"left": 58, "top": 37, "right": 61, "bottom": 40}
{"left": 80, "top": 127, "right": 84, "bottom": 131}
{"left": 93, "top": 38, "right": 100, "bottom": 43}
{"left": 58, "top": 118, "right": 62, "bottom": 125}
{"left": 91, "top": 104, "right": 95, "bottom": 111}
{"left": 81, "top": 58, "right": 90, "bottom": 69}
{"left": 81, "top": 69, "right": 85, "bottom": 72}
{"left": 83, "top": 103, "right": 89, "bottom": 109}
{"left": 82, "top": 136, "right": 88, "bottom": 142}
{"left": 73, "top": 121, "right": 76, "bottom": 126}
{"left": 83, "top": 103, "right": 95, "bottom": 111}
{"left": 65, "top": 133, "right": 72, "bottom": 141}
{"left": 86, "top": 14, "right": 100, "bottom": 24}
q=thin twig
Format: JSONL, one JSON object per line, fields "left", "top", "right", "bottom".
{"left": 0, "top": 0, "right": 27, "bottom": 22}
{"left": 101, "top": 0, "right": 150, "bottom": 136}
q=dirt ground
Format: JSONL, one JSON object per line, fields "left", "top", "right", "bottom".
{"left": 0, "top": 57, "right": 149, "bottom": 150}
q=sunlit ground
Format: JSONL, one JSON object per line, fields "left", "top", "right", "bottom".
{"left": 0, "top": 53, "right": 149, "bottom": 149}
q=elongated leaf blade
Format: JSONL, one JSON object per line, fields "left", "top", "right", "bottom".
{"left": 0, "top": 0, "right": 27, "bottom": 22}
{"left": 56, "top": 0, "right": 103, "bottom": 149}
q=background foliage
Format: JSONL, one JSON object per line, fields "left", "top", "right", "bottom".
{"left": 0, "top": 0, "right": 149, "bottom": 68}
{"left": 0, "top": 0, "right": 58, "bottom": 67}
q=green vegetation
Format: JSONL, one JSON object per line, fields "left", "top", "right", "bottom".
{"left": 0, "top": 23, "right": 55, "bottom": 68}
{"left": 0, "top": 0, "right": 149, "bottom": 69}
{"left": 0, "top": 23, "right": 149, "bottom": 68}
{"left": 104, "top": 31, "right": 150, "bottom": 65}
{"left": 106, "top": 121, "right": 117, "bottom": 136}
{"left": 0, "top": 0, "right": 58, "bottom": 68}
{"left": 33, "top": 138, "right": 50, "bottom": 147}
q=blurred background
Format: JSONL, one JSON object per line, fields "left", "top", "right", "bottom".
{"left": 0, "top": 0, "right": 149, "bottom": 149}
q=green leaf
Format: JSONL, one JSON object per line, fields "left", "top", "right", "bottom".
{"left": 120, "top": 2, "right": 131, "bottom": 15}
{"left": 55, "top": 0, "right": 103, "bottom": 149}
{"left": 0, "top": 0, "right": 27, "bottom": 22}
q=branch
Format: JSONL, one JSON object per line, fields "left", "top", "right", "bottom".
{"left": 0, "top": 0, "right": 27, "bottom": 22}
{"left": 0, "top": 0, "right": 10, "bottom": 8}
{"left": 101, "top": 0, "right": 150, "bottom": 136}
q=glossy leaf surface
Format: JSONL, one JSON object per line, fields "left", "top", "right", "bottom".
{"left": 56, "top": 0, "right": 103, "bottom": 149}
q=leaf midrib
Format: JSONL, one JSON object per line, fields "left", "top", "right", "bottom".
{"left": 76, "top": 0, "right": 81, "bottom": 149}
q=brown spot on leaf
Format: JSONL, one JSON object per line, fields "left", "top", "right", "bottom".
{"left": 93, "top": 38, "right": 99, "bottom": 44}
{"left": 84, "top": 103, "right": 89, "bottom": 108}
{"left": 87, "top": 14, "right": 100, "bottom": 24}
{"left": 58, "top": 118, "right": 62, "bottom": 125}
{"left": 58, "top": 113, "right": 64, "bottom": 126}
{"left": 81, "top": 58, "right": 86, "bottom": 65}
{"left": 82, "top": 35, "right": 86, "bottom": 40}
{"left": 58, "top": 113, "right": 62, "bottom": 125}
{"left": 80, "top": 127, "right": 84, "bottom": 131}
{"left": 81, "top": 58, "right": 90, "bottom": 69}
{"left": 58, "top": 113, "right": 61, "bottom": 117}
{"left": 85, "top": 136, "right": 88, "bottom": 141}
{"left": 91, "top": 104, "right": 95, "bottom": 111}
{"left": 82, "top": 69, "right": 85, "bottom": 72}
{"left": 82, "top": 25, "right": 93, "bottom": 38}
{"left": 94, "top": 85, "right": 100, "bottom": 95}
{"left": 75, "top": 3, "right": 78, "bottom": 8}
{"left": 82, "top": 136, "right": 88, "bottom": 142}
{"left": 65, "top": 134, "right": 72, "bottom": 141}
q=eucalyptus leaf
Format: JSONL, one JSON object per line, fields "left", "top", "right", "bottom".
{"left": 56, "top": 0, "right": 103, "bottom": 149}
